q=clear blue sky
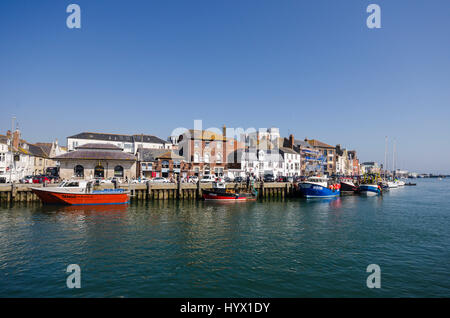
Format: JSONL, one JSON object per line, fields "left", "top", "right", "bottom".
{"left": 1, "top": 0, "right": 449, "bottom": 174}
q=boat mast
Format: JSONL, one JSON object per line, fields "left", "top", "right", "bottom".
{"left": 384, "top": 136, "right": 388, "bottom": 178}
{"left": 9, "top": 116, "right": 15, "bottom": 183}
{"left": 392, "top": 138, "right": 396, "bottom": 178}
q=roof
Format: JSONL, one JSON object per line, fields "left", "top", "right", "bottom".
{"left": 68, "top": 132, "right": 134, "bottom": 142}
{"left": 137, "top": 148, "right": 184, "bottom": 162}
{"left": 76, "top": 143, "right": 123, "bottom": 150}
{"left": 27, "top": 144, "right": 48, "bottom": 158}
{"left": 68, "top": 132, "right": 167, "bottom": 144}
{"left": 53, "top": 143, "right": 136, "bottom": 161}
{"left": 34, "top": 142, "right": 52, "bottom": 156}
{"left": 186, "top": 129, "right": 227, "bottom": 141}
{"left": 279, "top": 147, "right": 300, "bottom": 155}
{"left": 306, "top": 139, "right": 335, "bottom": 149}
{"left": 133, "top": 134, "right": 167, "bottom": 144}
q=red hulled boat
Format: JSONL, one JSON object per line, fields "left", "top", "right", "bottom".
{"left": 31, "top": 180, "right": 130, "bottom": 205}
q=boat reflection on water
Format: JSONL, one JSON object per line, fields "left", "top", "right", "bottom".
{"left": 39, "top": 203, "right": 129, "bottom": 217}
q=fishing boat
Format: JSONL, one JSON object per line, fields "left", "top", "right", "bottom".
{"left": 31, "top": 180, "right": 130, "bottom": 205}
{"left": 357, "top": 174, "right": 382, "bottom": 196}
{"left": 358, "top": 184, "right": 382, "bottom": 196}
{"left": 298, "top": 176, "right": 340, "bottom": 198}
{"left": 202, "top": 181, "right": 258, "bottom": 201}
{"left": 340, "top": 177, "right": 358, "bottom": 193}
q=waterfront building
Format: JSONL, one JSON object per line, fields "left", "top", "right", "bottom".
{"left": 279, "top": 135, "right": 301, "bottom": 177}
{"left": 306, "top": 139, "right": 336, "bottom": 176}
{"left": 67, "top": 132, "right": 171, "bottom": 154}
{"left": 0, "top": 130, "right": 36, "bottom": 180}
{"left": 53, "top": 143, "right": 137, "bottom": 180}
{"left": 240, "top": 147, "right": 284, "bottom": 178}
{"left": 347, "top": 150, "right": 360, "bottom": 176}
{"left": 137, "top": 148, "right": 187, "bottom": 179}
{"left": 282, "top": 136, "right": 324, "bottom": 176}
{"left": 176, "top": 126, "right": 243, "bottom": 177}
{"left": 335, "top": 146, "right": 360, "bottom": 176}
{"left": 360, "top": 162, "right": 381, "bottom": 174}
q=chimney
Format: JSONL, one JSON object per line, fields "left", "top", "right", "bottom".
{"left": 289, "top": 134, "right": 294, "bottom": 149}
{"left": 13, "top": 130, "right": 20, "bottom": 150}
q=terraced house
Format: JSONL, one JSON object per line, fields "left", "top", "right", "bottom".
{"left": 137, "top": 148, "right": 187, "bottom": 179}
{"left": 306, "top": 139, "right": 336, "bottom": 176}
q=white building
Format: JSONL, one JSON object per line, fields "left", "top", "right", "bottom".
{"left": 279, "top": 147, "right": 301, "bottom": 177}
{"left": 67, "top": 132, "right": 171, "bottom": 154}
{"left": 241, "top": 149, "right": 284, "bottom": 178}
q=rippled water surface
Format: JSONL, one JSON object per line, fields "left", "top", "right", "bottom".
{"left": 0, "top": 179, "right": 449, "bottom": 297}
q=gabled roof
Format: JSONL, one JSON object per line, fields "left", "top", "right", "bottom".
{"left": 306, "top": 139, "right": 335, "bottom": 149}
{"left": 27, "top": 143, "right": 48, "bottom": 158}
{"left": 279, "top": 147, "right": 300, "bottom": 155}
{"left": 34, "top": 142, "right": 52, "bottom": 156}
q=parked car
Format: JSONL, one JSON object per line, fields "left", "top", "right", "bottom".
{"left": 32, "top": 176, "right": 50, "bottom": 184}
{"left": 234, "top": 176, "right": 243, "bottom": 183}
{"left": 20, "top": 175, "right": 34, "bottom": 184}
{"left": 200, "top": 175, "right": 217, "bottom": 183}
{"left": 188, "top": 176, "right": 199, "bottom": 183}
{"left": 263, "top": 174, "right": 275, "bottom": 182}
{"left": 276, "top": 176, "right": 287, "bottom": 182}
{"left": 150, "top": 177, "right": 169, "bottom": 183}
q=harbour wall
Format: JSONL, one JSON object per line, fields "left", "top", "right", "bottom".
{"left": 0, "top": 182, "right": 298, "bottom": 203}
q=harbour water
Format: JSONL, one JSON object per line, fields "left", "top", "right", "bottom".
{"left": 0, "top": 179, "right": 449, "bottom": 297}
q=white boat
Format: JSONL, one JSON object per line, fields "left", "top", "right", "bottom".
{"left": 387, "top": 181, "right": 398, "bottom": 188}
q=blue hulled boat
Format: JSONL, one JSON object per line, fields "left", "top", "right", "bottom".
{"left": 298, "top": 176, "right": 340, "bottom": 198}
{"left": 357, "top": 184, "right": 382, "bottom": 196}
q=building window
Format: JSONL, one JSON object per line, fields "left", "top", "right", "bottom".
{"left": 216, "top": 153, "right": 222, "bottom": 163}
{"left": 194, "top": 152, "right": 199, "bottom": 163}
{"left": 114, "top": 165, "right": 124, "bottom": 177}
{"left": 74, "top": 165, "right": 84, "bottom": 178}
{"left": 204, "top": 153, "right": 210, "bottom": 163}
{"left": 94, "top": 165, "right": 105, "bottom": 178}
{"left": 162, "top": 160, "right": 169, "bottom": 168}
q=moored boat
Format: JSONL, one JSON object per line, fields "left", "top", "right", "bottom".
{"left": 31, "top": 180, "right": 130, "bottom": 205}
{"left": 357, "top": 174, "right": 382, "bottom": 196}
{"left": 357, "top": 184, "right": 382, "bottom": 196}
{"left": 340, "top": 177, "right": 358, "bottom": 193}
{"left": 202, "top": 181, "right": 258, "bottom": 201}
{"left": 298, "top": 176, "right": 340, "bottom": 198}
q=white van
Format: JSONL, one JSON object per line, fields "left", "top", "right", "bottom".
{"left": 200, "top": 175, "right": 216, "bottom": 183}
